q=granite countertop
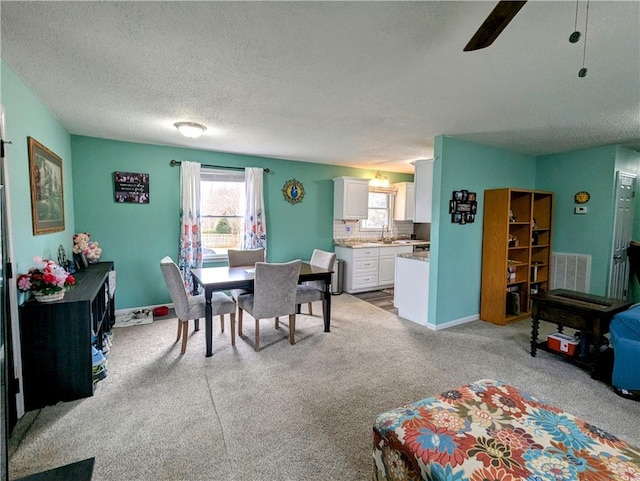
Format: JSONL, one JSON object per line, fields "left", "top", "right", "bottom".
{"left": 397, "top": 251, "right": 430, "bottom": 262}
{"left": 334, "top": 240, "right": 430, "bottom": 249}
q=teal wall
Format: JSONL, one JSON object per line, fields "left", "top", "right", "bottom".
{"left": 428, "top": 136, "right": 535, "bottom": 326}
{"left": 535, "top": 146, "right": 619, "bottom": 295}
{"left": 71, "top": 136, "right": 412, "bottom": 309}
{"left": 4, "top": 57, "right": 640, "bottom": 320}
{"left": 1, "top": 60, "right": 75, "bottom": 305}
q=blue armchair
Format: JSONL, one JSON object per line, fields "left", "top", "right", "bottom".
{"left": 610, "top": 303, "right": 640, "bottom": 395}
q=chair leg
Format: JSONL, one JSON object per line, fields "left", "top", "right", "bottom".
{"left": 230, "top": 313, "right": 236, "bottom": 346}
{"left": 176, "top": 319, "right": 183, "bottom": 342}
{"left": 220, "top": 314, "right": 224, "bottom": 333}
{"left": 238, "top": 308, "right": 244, "bottom": 335}
{"left": 255, "top": 319, "right": 260, "bottom": 352}
{"left": 275, "top": 316, "right": 279, "bottom": 329}
{"left": 289, "top": 313, "right": 296, "bottom": 345}
{"left": 308, "top": 302, "right": 313, "bottom": 316}
{"left": 180, "top": 320, "right": 189, "bottom": 354}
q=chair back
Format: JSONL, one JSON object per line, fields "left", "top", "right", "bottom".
{"left": 227, "top": 248, "right": 266, "bottom": 268}
{"left": 307, "top": 249, "right": 336, "bottom": 290}
{"left": 160, "top": 256, "right": 190, "bottom": 319}
{"left": 251, "top": 260, "right": 301, "bottom": 319}
{"left": 310, "top": 249, "right": 336, "bottom": 271}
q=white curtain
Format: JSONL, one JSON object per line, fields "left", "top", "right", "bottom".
{"left": 243, "top": 167, "right": 267, "bottom": 252}
{"left": 178, "top": 161, "right": 202, "bottom": 293}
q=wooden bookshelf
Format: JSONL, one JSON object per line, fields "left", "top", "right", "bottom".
{"left": 481, "top": 188, "right": 554, "bottom": 325}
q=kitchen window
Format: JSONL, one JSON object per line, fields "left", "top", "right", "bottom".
{"left": 200, "top": 168, "right": 245, "bottom": 261}
{"left": 361, "top": 191, "right": 391, "bottom": 230}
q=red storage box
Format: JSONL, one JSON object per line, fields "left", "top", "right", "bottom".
{"left": 547, "top": 333, "right": 579, "bottom": 356}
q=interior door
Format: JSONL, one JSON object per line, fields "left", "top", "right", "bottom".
{"left": 0, "top": 106, "right": 24, "bottom": 423}
{"left": 608, "top": 171, "right": 636, "bottom": 299}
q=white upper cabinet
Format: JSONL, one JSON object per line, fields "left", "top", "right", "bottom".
{"left": 333, "top": 177, "right": 369, "bottom": 220}
{"left": 393, "top": 182, "right": 415, "bottom": 221}
{"left": 413, "top": 159, "right": 434, "bottom": 223}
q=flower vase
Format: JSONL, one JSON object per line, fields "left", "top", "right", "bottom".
{"left": 33, "top": 291, "right": 65, "bottom": 303}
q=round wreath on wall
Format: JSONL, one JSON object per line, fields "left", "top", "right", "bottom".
{"left": 282, "top": 179, "right": 305, "bottom": 204}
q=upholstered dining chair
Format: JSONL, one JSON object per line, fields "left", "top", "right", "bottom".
{"left": 296, "top": 249, "right": 336, "bottom": 317}
{"left": 160, "top": 256, "right": 236, "bottom": 354}
{"left": 236, "top": 260, "right": 301, "bottom": 352}
{"left": 227, "top": 248, "right": 266, "bottom": 301}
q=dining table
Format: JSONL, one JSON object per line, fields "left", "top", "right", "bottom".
{"left": 191, "top": 262, "right": 333, "bottom": 356}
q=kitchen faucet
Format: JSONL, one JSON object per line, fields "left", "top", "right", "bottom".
{"left": 380, "top": 225, "right": 386, "bottom": 241}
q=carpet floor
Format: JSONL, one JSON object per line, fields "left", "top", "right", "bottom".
{"left": 9, "top": 294, "right": 640, "bottom": 480}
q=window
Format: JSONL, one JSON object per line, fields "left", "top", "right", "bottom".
{"left": 200, "top": 169, "right": 245, "bottom": 260}
{"left": 361, "top": 191, "right": 391, "bottom": 230}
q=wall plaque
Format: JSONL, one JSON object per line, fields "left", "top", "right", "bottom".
{"left": 114, "top": 172, "right": 150, "bottom": 204}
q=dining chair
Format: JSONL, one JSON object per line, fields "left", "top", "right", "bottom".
{"left": 236, "top": 260, "right": 301, "bottom": 352}
{"left": 227, "top": 248, "right": 266, "bottom": 301}
{"left": 296, "top": 249, "right": 336, "bottom": 317}
{"left": 160, "top": 256, "right": 236, "bottom": 354}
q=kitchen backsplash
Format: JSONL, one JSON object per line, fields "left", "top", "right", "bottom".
{"left": 333, "top": 219, "right": 414, "bottom": 242}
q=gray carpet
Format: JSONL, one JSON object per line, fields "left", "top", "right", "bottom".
{"left": 9, "top": 294, "right": 640, "bottom": 480}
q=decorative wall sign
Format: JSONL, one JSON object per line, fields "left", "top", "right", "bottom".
{"left": 449, "top": 190, "right": 477, "bottom": 224}
{"left": 282, "top": 179, "right": 305, "bottom": 204}
{"left": 28, "top": 137, "right": 65, "bottom": 235}
{"left": 114, "top": 172, "right": 150, "bottom": 203}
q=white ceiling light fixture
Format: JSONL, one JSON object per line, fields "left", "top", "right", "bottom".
{"left": 174, "top": 121, "right": 207, "bottom": 139}
{"left": 369, "top": 172, "right": 389, "bottom": 187}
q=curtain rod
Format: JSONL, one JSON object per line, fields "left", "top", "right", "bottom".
{"left": 170, "top": 159, "right": 270, "bottom": 173}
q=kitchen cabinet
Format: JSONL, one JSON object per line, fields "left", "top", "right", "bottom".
{"left": 394, "top": 254, "right": 430, "bottom": 325}
{"left": 336, "top": 245, "right": 413, "bottom": 293}
{"left": 480, "top": 188, "right": 554, "bottom": 325}
{"left": 413, "top": 159, "right": 434, "bottom": 223}
{"left": 393, "top": 182, "right": 414, "bottom": 221}
{"left": 333, "top": 177, "right": 369, "bottom": 220}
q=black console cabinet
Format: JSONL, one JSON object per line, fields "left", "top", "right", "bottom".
{"left": 19, "top": 262, "right": 115, "bottom": 411}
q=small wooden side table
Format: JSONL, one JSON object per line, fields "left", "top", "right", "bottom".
{"left": 530, "top": 289, "right": 633, "bottom": 378}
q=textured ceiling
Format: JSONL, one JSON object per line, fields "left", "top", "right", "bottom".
{"left": 1, "top": 1, "right": 639, "bottom": 174}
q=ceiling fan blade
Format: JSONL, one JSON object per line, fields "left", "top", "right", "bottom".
{"left": 464, "top": 0, "right": 527, "bottom": 52}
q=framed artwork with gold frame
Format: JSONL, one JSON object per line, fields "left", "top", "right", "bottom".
{"left": 28, "top": 137, "right": 65, "bottom": 235}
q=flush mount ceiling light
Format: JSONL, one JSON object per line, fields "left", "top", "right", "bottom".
{"left": 174, "top": 121, "right": 207, "bottom": 139}
{"left": 369, "top": 172, "right": 389, "bottom": 187}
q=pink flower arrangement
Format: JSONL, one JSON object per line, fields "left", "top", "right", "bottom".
{"left": 17, "top": 257, "right": 75, "bottom": 295}
{"left": 72, "top": 232, "right": 102, "bottom": 263}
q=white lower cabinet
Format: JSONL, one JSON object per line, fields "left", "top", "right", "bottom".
{"left": 336, "top": 245, "right": 413, "bottom": 293}
{"left": 394, "top": 256, "right": 430, "bottom": 326}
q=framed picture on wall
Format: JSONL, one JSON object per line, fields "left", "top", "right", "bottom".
{"left": 28, "top": 137, "right": 65, "bottom": 235}
{"left": 113, "top": 171, "right": 150, "bottom": 204}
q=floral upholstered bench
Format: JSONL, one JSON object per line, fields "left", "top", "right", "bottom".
{"left": 373, "top": 379, "right": 640, "bottom": 481}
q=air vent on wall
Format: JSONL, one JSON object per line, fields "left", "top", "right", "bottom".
{"left": 551, "top": 252, "right": 591, "bottom": 293}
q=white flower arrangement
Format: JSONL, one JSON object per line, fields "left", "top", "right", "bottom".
{"left": 72, "top": 232, "right": 102, "bottom": 263}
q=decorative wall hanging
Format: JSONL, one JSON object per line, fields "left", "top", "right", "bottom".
{"left": 282, "top": 179, "right": 305, "bottom": 204}
{"left": 449, "top": 190, "right": 477, "bottom": 224}
{"left": 28, "top": 137, "right": 65, "bottom": 235}
{"left": 114, "top": 171, "right": 150, "bottom": 204}
{"left": 574, "top": 191, "right": 590, "bottom": 204}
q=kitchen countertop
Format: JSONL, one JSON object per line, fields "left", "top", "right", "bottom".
{"left": 397, "top": 251, "right": 430, "bottom": 262}
{"left": 334, "top": 240, "right": 430, "bottom": 249}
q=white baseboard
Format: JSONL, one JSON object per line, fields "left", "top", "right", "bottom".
{"left": 425, "top": 313, "right": 478, "bottom": 331}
